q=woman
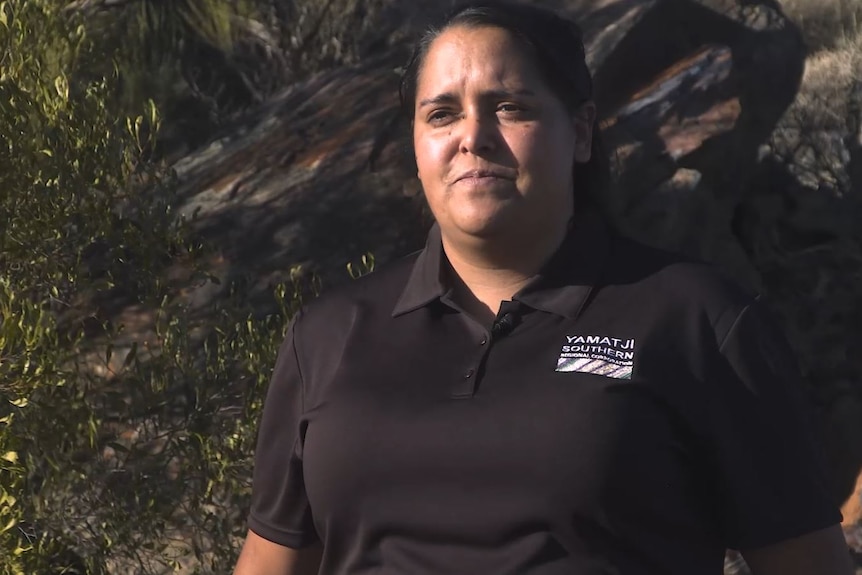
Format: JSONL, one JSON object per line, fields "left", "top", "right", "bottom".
{"left": 234, "top": 2, "right": 853, "bottom": 574}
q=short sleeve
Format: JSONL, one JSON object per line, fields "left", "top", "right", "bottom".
{"left": 703, "top": 299, "right": 842, "bottom": 550}
{"left": 247, "top": 310, "right": 319, "bottom": 547}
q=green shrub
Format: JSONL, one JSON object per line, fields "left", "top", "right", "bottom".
{"left": 1, "top": 2, "right": 312, "bottom": 572}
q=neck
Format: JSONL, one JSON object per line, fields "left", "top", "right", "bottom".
{"left": 441, "top": 219, "right": 570, "bottom": 326}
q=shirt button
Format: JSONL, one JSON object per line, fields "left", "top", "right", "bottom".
{"left": 464, "top": 369, "right": 474, "bottom": 379}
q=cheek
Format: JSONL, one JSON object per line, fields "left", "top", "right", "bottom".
{"left": 414, "top": 132, "right": 452, "bottom": 178}
{"left": 509, "top": 128, "right": 562, "bottom": 180}
{"left": 511, "top": 129, "right": 544, "bottom": 167}
{"left": 521, "top": 126, "right": 576, "bottom": 182}
{"left": 413, "top": 133, "right": 451, "bottom": 216}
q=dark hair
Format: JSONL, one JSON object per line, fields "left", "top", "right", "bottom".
{"left": 399, "top": 0, "right": 610, "bottom": 210}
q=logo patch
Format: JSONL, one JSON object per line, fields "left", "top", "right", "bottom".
{"left": 555, "top": 335, "right": 635, "bottom": 379}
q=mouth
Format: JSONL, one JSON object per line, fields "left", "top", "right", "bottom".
{"left": 454, "top": 169, "right": 514, "bottom": 183}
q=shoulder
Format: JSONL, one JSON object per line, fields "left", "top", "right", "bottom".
{"left": 294, "top": 250, "right": 420, "bottom": 335}
{"left": 285, "top": 251, "right": 420, "bottom": 399}
{"left": 604, "top": 234, "right": 757, "bottom": 341}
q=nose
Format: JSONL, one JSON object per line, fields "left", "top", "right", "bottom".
{"left": 458, "top": 111, "right": 497, "bottom": 156}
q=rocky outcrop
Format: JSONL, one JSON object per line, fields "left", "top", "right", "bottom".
{"left": 170, "top": 0, "right": 862, "bottom": 562}
{"left": 173, "top": 51, "right": 424, "bottom": 309}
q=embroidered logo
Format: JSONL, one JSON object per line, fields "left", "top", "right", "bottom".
{"left": 555, "top": 335, "right": 635, "bottom": 379}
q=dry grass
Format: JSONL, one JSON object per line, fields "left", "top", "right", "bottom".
{"left": 793, "top": 32, "right": 861, "bottom": 131}
{"left": 768, "top": 5, "right": 862, "bottom": 194}
{"left": 780, "top": 0, "right": 862, "bottom": 51}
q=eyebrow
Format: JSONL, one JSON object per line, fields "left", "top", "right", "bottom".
{"left": 417, "top": 88, "right": 537, "bottom": 109}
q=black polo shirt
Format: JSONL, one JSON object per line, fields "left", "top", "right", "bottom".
{"left": 248, "top": 211, "right": 841, "bottom": 575}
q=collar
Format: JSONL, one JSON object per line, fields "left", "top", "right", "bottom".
{"left": 391, "top": 209, "right": 612, "bottom": 319}
{"left": 391, "top": 222, "right": 449, "bottom": 316}
{"left": 513, "top": 209, "right": 610, "bottom": 319}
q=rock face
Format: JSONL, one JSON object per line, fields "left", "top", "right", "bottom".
{"left": 172, "top": 0, "right": 862, "bottom": 563}
{"left": 172, "top": 54, "right": 433, "bottom": 317}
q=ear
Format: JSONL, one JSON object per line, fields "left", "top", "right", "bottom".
{"left": 572, "top": 101, "right": 596, "bottom": 163}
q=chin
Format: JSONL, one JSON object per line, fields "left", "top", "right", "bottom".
{"left": 452, "top": 214, "right": 516, "bottom": 240}
{"left": 438, "top": 200, "right": 526, "bottom": 240}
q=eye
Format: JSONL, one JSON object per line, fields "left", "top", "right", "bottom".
{"left": 497, "top": 103, "right": 529, "bottom": 118}
{"left": 427, "top": 109, "right": 456, "bottom": 124}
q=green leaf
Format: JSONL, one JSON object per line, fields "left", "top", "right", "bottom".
{"left": 122, "top": 342, "right": 138, "bottom": 368}
{"left": 0, "top": 516, "right": 16, "bottom": 535}
{"left": 54, "top": 75, "right": 69, "bottom": 101}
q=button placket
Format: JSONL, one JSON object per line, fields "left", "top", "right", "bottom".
{"left": 448, "top": 316, "right": 494, "bottom": 398}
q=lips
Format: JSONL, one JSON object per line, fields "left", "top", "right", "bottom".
{"left": 454, "top": 169, "right": 514, "bottom": 183}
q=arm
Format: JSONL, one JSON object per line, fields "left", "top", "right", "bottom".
{"left": 234, "top": 529, "right": 323, "bottom": 575}
{"left": 237, "top": 312, "right": 322, "bottom": 573}
{"left": 702, "top": 300, "right": 845, "bottom": 555}
{"left": 742, "top": 524, "right": 854, "bottom": 575}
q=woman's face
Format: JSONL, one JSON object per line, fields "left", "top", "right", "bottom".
{"left": 413, "top": 25, "right": 594, "bottom": 244}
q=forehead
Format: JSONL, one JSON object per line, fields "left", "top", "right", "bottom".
{"left": 416, "top": 25, "right": 545, "bottom": 94}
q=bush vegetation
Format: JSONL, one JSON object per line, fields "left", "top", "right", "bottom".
{"left": 756, "top": 1, "right": 862, "bottom": 422}
{"left": 0, "top": 1, "right": 323, "bottom": 573}
{"left": 66, "top": 0, "right": 401, "bottom": 158}
{"left": 780, "top": 0, "right": 862, "bottom": 51}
